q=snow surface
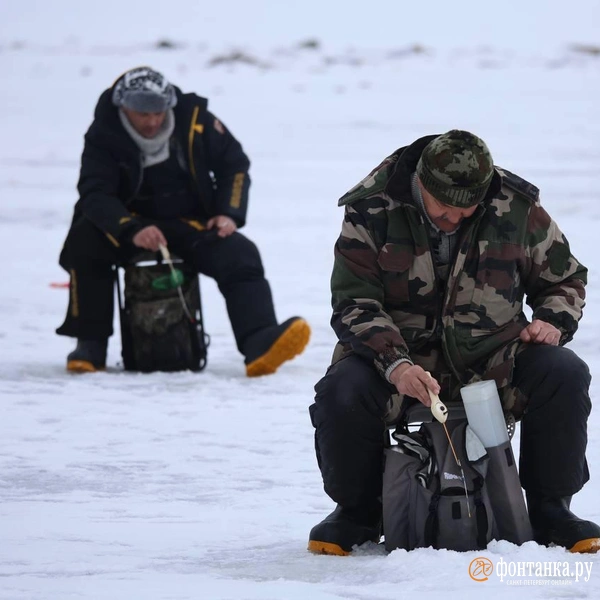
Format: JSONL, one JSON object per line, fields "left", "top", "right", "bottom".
{"left": 1, "top": 1, "right": 600, "bottom": 598}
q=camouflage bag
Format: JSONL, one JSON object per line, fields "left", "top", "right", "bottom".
{"left": 118, "top": 261, "right": 208, "bottom": 372}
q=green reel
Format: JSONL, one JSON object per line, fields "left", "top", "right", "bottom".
{"left": 151, "top": 269, "right": 185, "bottom": 290}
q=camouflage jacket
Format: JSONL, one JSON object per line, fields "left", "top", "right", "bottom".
{"left": 331, "top": 135, "right": 587, "bottom": 416}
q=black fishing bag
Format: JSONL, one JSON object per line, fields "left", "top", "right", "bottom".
{"left": 383, "top": 418, "right": 498, "bottom": 552}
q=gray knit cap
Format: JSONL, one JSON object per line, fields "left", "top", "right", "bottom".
{"left": 416, "top": 130, "right": 494, "bottom": 208}
{"left": 112, "top": 67, "right": 177, "bottom": 113}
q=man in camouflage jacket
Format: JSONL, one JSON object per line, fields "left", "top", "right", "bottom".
{"left": 308, "top": 130, "right": 599, "bottom": 555}
{"left": 56, "top": 67, "right": 309, "bottom": 376}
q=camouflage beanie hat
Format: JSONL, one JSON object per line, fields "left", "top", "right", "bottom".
{"left": 416, "top": 130, "right": 494, "bottom": 208}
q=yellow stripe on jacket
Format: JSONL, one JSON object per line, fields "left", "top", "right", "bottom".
{"left": 230, "top": 173, "right": 245, "bottom": 209}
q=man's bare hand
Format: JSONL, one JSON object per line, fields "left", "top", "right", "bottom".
{"left": 207, "top": 215, "right": 237, "bottom": 238}
{"left": 132, "top": 226, "right": 167, "bottom": 252}
{"left": 519, "top": 319, "right": 561, "bottom": 346}
{"left": 389, "top": 363, "right": 440, "bottom": 407}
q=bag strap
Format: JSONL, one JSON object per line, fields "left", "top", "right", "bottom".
{"left": 474, "top": 488, "right": 489, "bottom": 549}
{"left": 424, "top": 493, "right": 440, "bottom": 548}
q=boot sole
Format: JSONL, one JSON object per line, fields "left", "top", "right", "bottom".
{"left": 67, "top": 360, "right": 105, "bottom": 373}
{"left": 569, "top": 538, "right": 600, "bottom": 553}
{"left": 307, "top": 540, "right": 350, "bottom": 556}
{"left": 246, "top": 319, "right": 310, "bottom": 377}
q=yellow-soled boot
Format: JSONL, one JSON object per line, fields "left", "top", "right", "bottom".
{"left": 245, "top": 317, "right": 310, "bottom": 377}
{"left": 308, "top": 505, "right": 382, "bottom": 556}
{"left": 528, "top": 494, "right": 600, "bottom": 553}
{"left": 67, "top": 339, "right": 107, "bottom": 373}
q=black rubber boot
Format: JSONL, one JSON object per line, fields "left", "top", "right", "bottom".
{"left": 243, "top": 317, "right": 310, "bottom": 377}
{"left": 527, "top": 494, "right": 600, "bottom": 553}
{"left": 67, "top": 339, "right": 108, "bottom": 373}
{"left": 308, "top": 504, "right": 382, "bottom": 556}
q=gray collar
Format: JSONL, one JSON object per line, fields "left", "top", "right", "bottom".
{"left": 119, "top": 109, "right": 175, "bottom": 167}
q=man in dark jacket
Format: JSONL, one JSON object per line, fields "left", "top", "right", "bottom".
{"left": 57, "top": 66, "right": 310, "bottom": 375}
{"left": 308, "top": 130, "right": 599, "bottom": 555}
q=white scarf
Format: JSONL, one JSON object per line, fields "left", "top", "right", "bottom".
{"left": 119, "top": 109, "right": 175, "bottom": 167}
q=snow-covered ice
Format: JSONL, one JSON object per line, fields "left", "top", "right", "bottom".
{"left": 1, "top": 1, "right": 600, "bottom": 598}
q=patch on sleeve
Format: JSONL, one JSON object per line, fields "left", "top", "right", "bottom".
{"left": 214, "top": 118, "right": 225, "bottom": 134}
{"left": 547, "top": 241, "right": 571, "bottom": 276}
{"left": 500, "top": 167, "right": 540, "bottom": 202}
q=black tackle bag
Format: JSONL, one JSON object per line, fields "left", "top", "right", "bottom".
{"left": 383, "top": 418, "right": 498, "bottom": 552}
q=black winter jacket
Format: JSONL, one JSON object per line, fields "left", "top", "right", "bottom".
{"left": 71, "top": 83, "right": 251, "bottom": 246}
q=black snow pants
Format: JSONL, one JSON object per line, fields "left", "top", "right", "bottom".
{"left": 56, "top": 217, "right": 277, "bottom": 354}
{"left": 309, "top": 345, "right": 591, "bottom": 509}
